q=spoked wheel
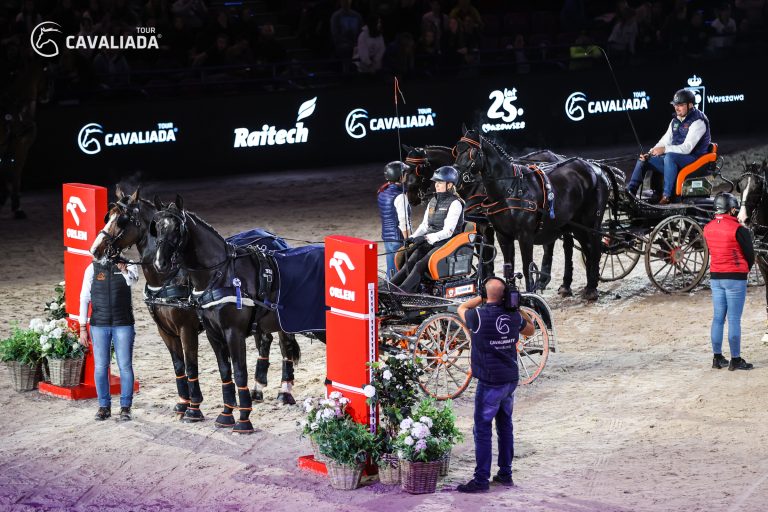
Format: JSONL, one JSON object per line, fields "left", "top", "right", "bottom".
{"left": 748, "top": 264, "right": 765, "bottom": 287}
{"left": 413, "top": 313, "right": 472, "bottom": 400}
{"left": 645, "top": 215, "right": 709, "bottom": 293}
{"left": 582, "top": 208, "right": 643, "bottom": 281}
{"left": 518, "top": 306, "right": 550, "bottom": 385}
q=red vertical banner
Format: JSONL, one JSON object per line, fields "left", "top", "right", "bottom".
{"left": 40, "top": 183, "right": 139, "bottom": 399}
{"left": 324, "top": 235, "right": 379, "bottom": 430}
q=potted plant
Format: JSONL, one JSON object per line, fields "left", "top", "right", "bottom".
{"left": 44, "top": 282, "right": 67, "bottom": 321}
{"left": 37, "top": 318, "right": 86, "bottom": 387}
{"left": 0, "top": 322, "right": 43, "bottom": 392}
{"left": 365, "top": 353, "right": 424, "bottom": 484}
{"left": 300, "top": 391, "right": 351, "bottom": 463}
{"left": 412, "top": 397, "right": 464, "bottom": 476}
{"left": 394, "top": 409, "right": 452, "bottom": 494}
{"left": 314, "top": 415, "right": 375, "bottom": 490}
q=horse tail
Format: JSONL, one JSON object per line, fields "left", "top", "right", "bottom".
{"left": 599, "top": 164, "right": 622, "bottom": 221}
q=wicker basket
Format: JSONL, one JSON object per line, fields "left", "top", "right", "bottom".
{"left": 5, "top": 361, "right": 39, "bottom": 392}
{"left": 45, "top": 357, "right": 85, "bottom": 387}
{"left": 326, "top": 461, "right": 364, "bottom": 490}
{"left": 377, "top": 453, "right": 401, "bottom": 485}
{"left": 400, "top": 459, "right": 442, "bottom": 494}
{"left": 439, "top": 449, "right": 451, "bottom": 477}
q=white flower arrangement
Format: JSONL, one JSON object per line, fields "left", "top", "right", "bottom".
{"left": 32, "top": 318, "right": 84, "bottom": 360}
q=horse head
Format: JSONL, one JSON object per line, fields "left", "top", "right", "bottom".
{"left": 402, "top": 145, "right": 432, "bottom": 206}
{"left": 735, "top": 159, "right": 768, "bottom": 226}
{"left": 151, "top": 195, "right": 189, "bottom": 274}
{"left": 91, "top": 186, "right": 144, "bottom": 260}
{"left": 453, "top": 126, "right": 485, "bottom": 184}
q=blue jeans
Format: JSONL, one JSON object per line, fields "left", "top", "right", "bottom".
{"left": 90, "top": 325, "right": 135, "bottom": 408}
{"left": 473, "top": 380, "right": 517, "bottom": 484}
{"left": 628, "top": 153, "right": 698, "bottom": 197}
{"left": 383, "top": 240, "right": 403, "bottom": 279}
{"left": 710, "top": 279, "right": 747, "bottom": 358}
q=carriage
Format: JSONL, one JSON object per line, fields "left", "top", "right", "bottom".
{"left": 376, "top": 225, "right": 556, "bottom": 400}
{"left": 588, "top": 143, "right": 731, "bottom": 293}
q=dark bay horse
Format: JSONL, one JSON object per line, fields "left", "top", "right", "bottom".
{"left": 453, "top": 129, "right": 616, "bottom": 300}
{"left": 0, "top": 59, "right": 53, "bottom": 219}
{"left": 402, "top": 142, "right": 576, "bottom": 295}
{"left": 735, "top": 160, "right": 768, "bottom": 341}
{"left": 92, "top": 189, "right": 302, "bottom": 415}
{"left": 151, "top": 197, "right": 322, "bottom": 433}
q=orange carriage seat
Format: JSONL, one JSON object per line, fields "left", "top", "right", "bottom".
{"left": 427, "top": 222, "right": 478, "bottom": 280}
{"left": 675, "top": 143, "right": 718, "bottom": 196}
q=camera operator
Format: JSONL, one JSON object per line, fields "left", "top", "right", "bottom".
{"left": 456, "top": 276, "right": 534, "bottom": 493}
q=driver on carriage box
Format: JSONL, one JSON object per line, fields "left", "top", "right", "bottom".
{"left": 626, "top": 88, "right": 711, "bottom": 205}
{"left": 389, "top": 166, "right": 464, "bottom": 292}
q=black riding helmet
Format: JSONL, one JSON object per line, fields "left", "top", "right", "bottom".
{"left": 384, "top": 161, "right": 407, "bottom": 182}
{"left": 431, "top": 165, "right": 459, "bottom": 185}
{"left": 714, "top": 192, "right": 739, "bottom": 214}
{"left": 670, "top": 88, "right": 696, "bottom": 106}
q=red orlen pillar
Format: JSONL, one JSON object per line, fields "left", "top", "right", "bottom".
{"left": 38, "top": 183, "right": 140, "bottom": 400}
{"left": 297, "top": 236, "right": 378, "bottom": 475}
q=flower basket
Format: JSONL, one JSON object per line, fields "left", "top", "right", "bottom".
{"left": 377, "top": 452, "right": 401, "bottom": 485}
{"left": 44, "top": 356, "right": 85, "bottom": 387}
{"left": 439, "top": 448, "right": 451, "bottom": 477}
{"left": 309, "top": 436, "right": 329, "bottom": 464}
{"left": 326, "top": 461, "right": 364, "bottom": 490}
{"left": 400, "top": 459, "right": 442, "bottom": 494}
{"left": 5, "top": 361, "right": 40, "bottom": 392}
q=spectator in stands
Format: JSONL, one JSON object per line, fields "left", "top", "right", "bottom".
{"left": 76, "top": 11, "right": 97, "bottom": 61}
{"left": 686, "top": 10, "right": 709, "bottom": 58}
{"left": 449, "top": 0, "right": 483, "bottom": 31}
{"left": 355, "top": 15, "right": 385, "bottom": 74}
{"left": 111, "top": 0, "right": 140, "bottom": 28}
{"left": 93, "top": 47, "right": 131, "bottom": 88}
{"left": 660, "top": 0, "right": 689, "bottom": 57}
{"left": 709, "top": 3, "right": 738, "bottom": 54}
{"left": 734, "top": 0, "right": 766, "bottom": 32}
{"left": 51, "top": 0, "right": 79, "bottom": 35}
{"left": 14, "top": 0, "right": 42, "bottom": 36}
{"left": 506, "top": 33, "right": 530, "bottom": 74}
{"left": 191, "top": 33, "right": 230, "bottom": 67}
{"left": 393, "top": 0, "right": 422, "bottom": 40}
{"left": 145, "top": 0, "right": 172, "bottom": 31}
{"left": 384, "top": 32, "right": 415, "bottom": 77}
{"left": 422, "top": 1, "right": 449, "bottom": 50}
{"left": 330, "top": 0, "right": 363, "bottom": 59}
{"left": 442, "top": 16, "right": 468, "bottom": 66}
{"left": 460, "top": 13, "right": 481, "bottom": 52}
{"left": 569, "top": 30, "right": 600, "bottom": 71}
{"left": 172, "top": 0, "right": 207, "bottom": 30}
{"left": 254, "top": 22, "right": 287, "bottom": 70}
{"left": 161, "top": 16, "right": 194, "bottom": 67}
{"left": 418, "top": 27, "right": 439, "bottom": 56}
{"left": 608, "top": 3, "right": 638, "bottom": 62}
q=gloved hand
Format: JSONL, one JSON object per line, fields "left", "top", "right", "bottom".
{"left": 405, "top": 235, "right": 427, "bottom": 246}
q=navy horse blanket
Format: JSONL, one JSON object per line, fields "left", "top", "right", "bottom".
{"left": 226, "top": 229, "right": 326, "bottom": 334}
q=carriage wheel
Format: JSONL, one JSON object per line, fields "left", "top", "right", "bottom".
{"left": 748, "top": 264, "right": 765, "bottom": 287}
{"left": 413, "top": 313, "right": 472, "bottom": 400}
{"left": 644, "top": 215, "right": 709, "bottom": 293}
{"left": 581, "top": 207, "right": 643, "bottom": 281}
{"left": 518, "top": 307, "right": 549, "bottom": 385}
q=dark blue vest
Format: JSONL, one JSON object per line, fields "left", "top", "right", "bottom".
{"left": 670, "top": 108, "right": 711, "bottom": 156}
{"left": 90, "top": 261, "right": 134, "bottom": 327}
{"left": 378, "top": 183, "right": 406, "bottom": 241}
{"left": 470, "top": 304, "right": 522, "bottom": 384}
{"left": 426, "top": 193, "right": 464, "bottom": 245}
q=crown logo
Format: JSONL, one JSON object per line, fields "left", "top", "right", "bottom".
{"left": 503, "top": 88, "right": 518, "bottom": 101}
{"left": 687, "top": 75, "right": 703, "bottom": 87}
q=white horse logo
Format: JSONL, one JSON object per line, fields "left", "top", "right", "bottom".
{"left": 66, "top": 196, "right": 87, "bottom": 226}
{"left": 78, "top": 123, "right": 104, "bottom": 155}
{"left": 565, "top": 92, "right": 587, "bottom": 122}
{"left": 329, "top": 251, "right": 355, "bottom": 285}
{"left": 345, "top": 109, "right": 368, "bottom": 139}
{"left": 30, "top": 22, "right": 62, "bottom": 58}
{"left": 495, "top": 314, "right": 513, "bottom": 335}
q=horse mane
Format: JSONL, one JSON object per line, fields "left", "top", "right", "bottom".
{"left": 180, "top": 208, "right": 227, "bottom": 241}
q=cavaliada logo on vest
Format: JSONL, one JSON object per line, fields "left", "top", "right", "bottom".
{"left": 344, "top": 106, "right": 436, "bottom": 139}
{"left": 77, "top": 122, "right": 178, "bottom": 155}
{"left": 234, "top": 97, "right": 317, "bottom": 148}
{"left": 30, "top": 21, "right": 160, "bottom": 58}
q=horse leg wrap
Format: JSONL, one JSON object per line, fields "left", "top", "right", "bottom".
{"left": 281, "top": 359, "right": 295, "bottom": 383}
{"left": 233, "top": 386, "right": 254, "bottom": 434}
{"left": 276, "top": 360, "right": 296, "bottom": 405}
{"left": 215, "top": 381, "right": 236, "bottom": 428}
{"left": 175, "top": 374, "right": 190, "bottom": 402}
{"left": 252, "top": 357, "right": 269, "bottom": 402}
{"left": 187, "top": 375, "right": 203, "bottom": 405}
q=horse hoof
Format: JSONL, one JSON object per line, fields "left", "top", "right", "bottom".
{"left": 13, "top": 210, "right": 27, "bottom": 220}
{"left": 276, "top": 392, "right": 296, "bottom": 405}
{"left": 557, "top": 286, "right": 573, "bottom": 297}
{"left": 214, "top": 414, "right": 235, "bottom": 428}
{"left": 583, "top": 289, "right": 599, "bottom": 302}
{"left": 233, "top": 420, "right": 254, "bottom": 434}
{"left": 173, "top": 403, "right": 189, "bottom": 415}
{"left": 251, "top": 389, "right": 264, "bottom": 402}
{"left": 182, "top": 409, "right": 205, "bottom": 423}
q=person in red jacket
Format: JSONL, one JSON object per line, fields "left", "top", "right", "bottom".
{"left": 703, "top": 193, "right": 755, "bottom": 370}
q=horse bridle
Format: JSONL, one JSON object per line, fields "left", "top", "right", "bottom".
{"left": 738, "top": 166, "right": 768, "bottom": 232}
{"left": 100, "top": 199, "right": 143, "bottom": 259}
{"left": 453, "top": 135, "right": 484, "bottom": 189}
{"left": 405, "top": 153, "right": 431, "bottom": 202}
{"left": 151, "top": 208, "right": 191, "bottom": 272}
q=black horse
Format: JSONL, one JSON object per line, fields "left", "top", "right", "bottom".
{"left": 402, "top": 141, "right": 576, "bottom": 295}
{"left": 0, "top": 59, "right": 53, "bottom": 219}
{"left": 735, "top": 159, "right": 768, "bottom": 341}
{"left": 151, "top": 197, "right": 323, "bottom": 433}
{"left": 453, "top": 128, "right": 616, "bottom": 301}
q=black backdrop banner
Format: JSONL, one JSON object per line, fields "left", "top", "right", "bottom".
{"left": 29, "top": 59, "right": 761, "bottom": 187}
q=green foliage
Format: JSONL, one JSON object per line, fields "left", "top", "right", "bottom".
{"left": 393, "top": 397, "right": 461, "bottom": 462}
{"left": 413, "top": 397, "right": 464, "bottom": 445}
{"left": 365, "top": 354, "right": 424, "bottom": 441}
{"left": 315, "top": 417, "right": 375, "bottom": 466}
{"left": 0, "top": 324, "right": 43, "bottom": 365}
{"left": 44, "top": 281, "right": 67, "bottom": 321}
{"left": 30, "top": 318, "right": 85, "bottom": 360}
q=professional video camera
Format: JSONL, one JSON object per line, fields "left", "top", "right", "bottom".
{"left": 502, "top": 263, "right": 521, "bottom": 311}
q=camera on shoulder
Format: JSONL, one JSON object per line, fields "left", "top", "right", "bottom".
{"left": 503, "top": 263, "right": 520, "bottom": 311}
